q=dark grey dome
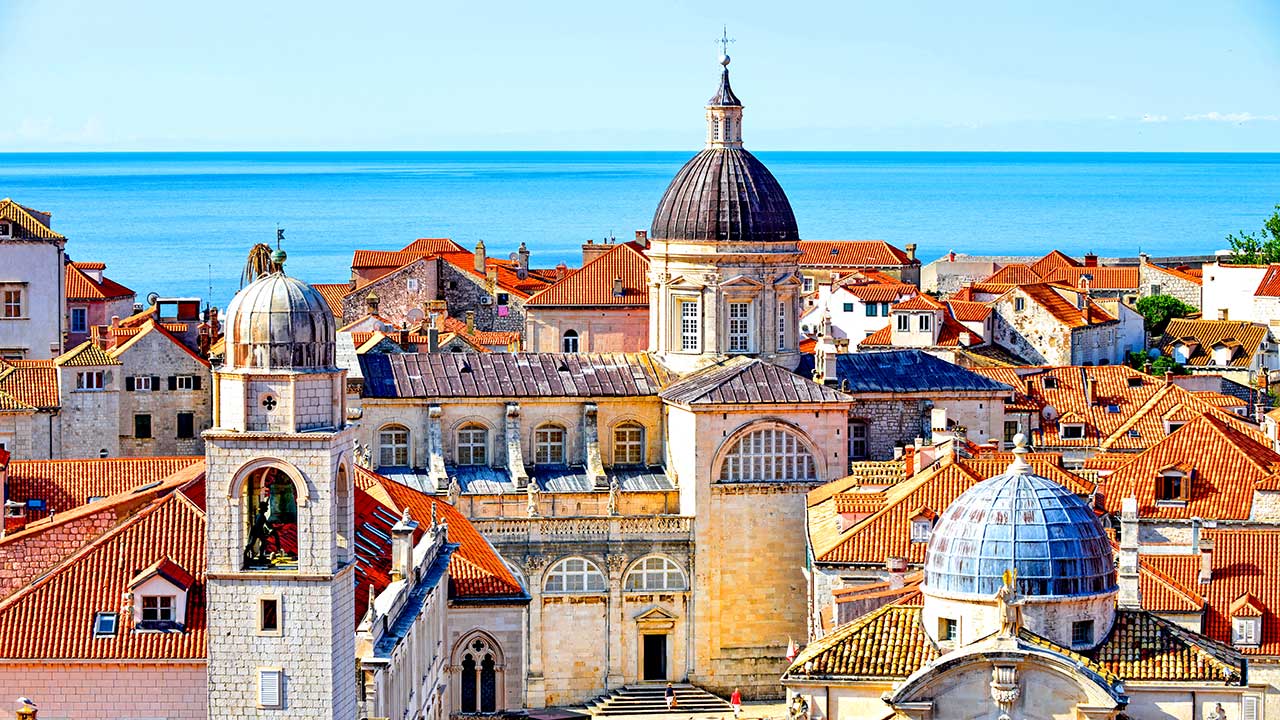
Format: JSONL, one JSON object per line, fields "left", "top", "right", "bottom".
{"left": 650, "top": 148, "right": 799, "bottom": 243}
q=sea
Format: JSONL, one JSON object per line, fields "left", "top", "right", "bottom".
{"left": 1, "top": 151, "right": 1278, "bottom": 310}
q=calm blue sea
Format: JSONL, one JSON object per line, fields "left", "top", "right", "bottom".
{"left": 1, "top": 151, "right": 1278, "bottom": 309}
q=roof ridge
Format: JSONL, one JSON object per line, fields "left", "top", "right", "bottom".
{"left": 1137, "top": 556, "right": 1205, "bottom": 608}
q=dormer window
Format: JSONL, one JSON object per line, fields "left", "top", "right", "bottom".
{"left": 1164, "top": 420, "right": 1186, "bottom": 435}
{"left": 1157, "top": 470, "right": 1191, "bottom": 504}
{"left": 1211, "top": 344, "right": 1235, "bottom": 366}
{"left": 910, "top": 517, "right": 932, "bottom": 543}
{"left": 1060, "top": 423, "right": 1086, "bottom": 440}
{"left": 130, "top": 557, "right": 193, "bottom": 630}
{"left": 1172, "top": 344, "right": 1192, "bottom": 364}
{"left": 0, "top": 222, "right": 11, "bottom": 237}
{"left": 1231, "top": 594, "right": 1264, "bottom": 647}
{"left": 1042, "top": 377, "right": 1058, "bottom": 389}
{"left": 142, "top": 595, "right": 175, "bottom": 623}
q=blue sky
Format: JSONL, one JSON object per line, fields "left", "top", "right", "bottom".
{"left": 2, "top": 0, "right": 1279, "bottom": 151}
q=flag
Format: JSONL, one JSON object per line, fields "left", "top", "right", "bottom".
{"left": 785, "top": 636, "right": 797, "bottom": 662}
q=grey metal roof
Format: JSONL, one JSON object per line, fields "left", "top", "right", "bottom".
{"left": 650, "top": 147, "right": 799, "bottom": 243}
{"left": 834, "top": 350, "right": 1013, "bottom": 394}
{"left": 659, "top": 356, "right": 850, "bottom": 405}
{"left": 378, "top": 465, "right": 674, "bottom": 494}
{"left": 708, "top": 68, "right": 741, "bottom": 106}
{"left": 924, "top": 469, "right": 1117, "bottom": 598}
{"left": 360, "top": 352, "right": 672, "bottom": 399}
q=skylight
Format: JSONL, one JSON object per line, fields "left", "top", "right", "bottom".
{"left": 93, "top": 612, "right": 118, "bottom": 637}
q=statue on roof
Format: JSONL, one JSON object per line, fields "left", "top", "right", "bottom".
{"left": 447, "top": 476, "right": 461, "bottom": 506}
{"left": 526, "top": 481, "right": 541, "bottom": 518}
{"left": 996, "top": 568, "right": 1023, "bottom": 638}
{"left": 607, "top": 477, "right": 621, "bottom": 516}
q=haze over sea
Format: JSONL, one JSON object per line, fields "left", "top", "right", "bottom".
{"left": 2, "top": 151, "right": 1278, "bottom": 309}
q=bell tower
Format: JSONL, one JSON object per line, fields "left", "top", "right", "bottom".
{"left": 204, "top": 254, "right": 358, "bottom": 719}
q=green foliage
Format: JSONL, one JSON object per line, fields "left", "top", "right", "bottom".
{"left": 1224, "top": 204, "right": 1280, "bottom": 264}
{"left": 1150, "top": 355, "right": 1188, "bottom": 377}
{"left": 1125, "top": 351, "right": 1151, "bottom": 371}
{"left": 1134, "top": 294, "right": 1197, "bottom": 334}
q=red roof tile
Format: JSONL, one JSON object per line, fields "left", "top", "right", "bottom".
{"left": 525, "top": 243, "right": 649, "bottom": 307}
{"left": 311, "top": 283, "right": 350, "bottom": 318}
{"left": 1189, "top": 529, "right": 1280, "bottom": 654}
{"left": 891, "top": 294, "right": 944, "bottom": 311}
{"left": 0, "top": 360, "right": 58, "bottom": 409}
{"left": 65, "top": 262, "right": 134, "bottom": 301}
{"left": 983, "top": 263, "right": 1042, "bottom": 285}
{"left": 107, "top": 320, "right": 210, "bottom": 368}
{"left": 797, "top": 240, "right": 915, "bottom": 268}
{"left": 1045, "top": 265, "right": 1140, "bottom": 291}
{"left": 1253, "top": 265, "right": 1280, "bottom": 297}
{"left": 0, "top": 198, "right": 63, "bottom": 240}
{"left": 5, "top": 456, "right": 204, "bottom": 521}
{"left": 1149, "top": 263, "right": 1203, "bottom": 286}
{"left": 1159, "top": 320, "right": 1269, "bottom": 368}
{"left": 1029, "top": 250, "right": 1082, "bottom": 277}
{"left": 400, "top": 238, "right": 467, "bottom": 254}
{"left": 1012, "top": 284, "right": 1115, "bottom": 328}
{"left": 946, "top": 300, "right": 992, "bottom": 322}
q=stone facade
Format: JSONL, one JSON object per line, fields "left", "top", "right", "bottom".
{"left": 0, "top": 661, "right": 207, "bottom": 720}
{"left": 0, "top": 225, "right": 65, "bottom": 359}
{"left": 989, "top": 289, "right": 1124, "bottom": 366}
{"left": 1138, "top": 258, "right": 1202, "bottom": 310}
{"left": 55, "top": 362, "right": 120, "bottom": 459}
{"left": 0, "top": 510, "right": 116, "bottom": 596}
{"left": 114, "top": 329, "right": 212, "bottom": 457}
{"left": 525, "top": 307, "right": 649, "bottom": 353}
{"left": 848, "top": 394, "right": 1006, "bottom": 461}
{"left": 340, "top": 257, "right": 437, "bottom": 325}
{"left": 439, "top": 262, "right": 528, "bottom": 335}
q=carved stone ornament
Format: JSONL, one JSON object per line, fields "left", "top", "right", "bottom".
{"left": 524, "top": 554, "right": 552, "bottom": 572}
{"left": 990, "top": 664, "right": 1020, "bottom": 709}
{"left": 605, "top": 553, "right": 629, "bottom": 575}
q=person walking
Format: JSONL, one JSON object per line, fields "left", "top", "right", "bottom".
{"left": 730, "top": 688, "right": 742, "bottom": 719}
{"left": 665, "top": 683, "right": 675, "bottom": 712}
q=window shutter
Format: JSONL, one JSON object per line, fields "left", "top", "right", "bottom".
{"left": 152, "top": 375, "right": 160, "bottom": 390}
{"left": 258, "top": 668, "right": 282, "bottom": 708}
{"left": 168, "top": 375, "right": 177, "bottom": 391}
{"left": 125, "top": 376, "right": 135, "bottom": 391}
{"left": 1243, "top": 696, "right": 1258, "bottom": 720}
{"left": 192, "top": 374, "right": 202, "bottom": 390}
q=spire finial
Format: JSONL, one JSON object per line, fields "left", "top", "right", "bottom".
{"left": 717, "top": 26, "right": 734, "bottom": 66}
{"left": 1006, "top": 433, "right": 1032, "bottom": 474}
{"left": 271, "top": 227, "right": 287, "bottom": 271}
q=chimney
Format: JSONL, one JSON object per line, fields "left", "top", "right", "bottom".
{"left": 390, "top": 509, "right": 418, "bottom": 582}
{"left": 893, "top": 446, "right": 904, "bottom": 461}
{"left": 474, "top": 240, "right": 487, "bottom": 275}
{"left": 1198, "top": 538, "right": 1214, "bottom": 584}
{"left": 427, "top": 323, "right": 440, "bottom": 353}
{"left": 582, "top": 239, "right": 609, "bottom": 265}
{"left": 947, "top": 250, "right": 956, "bottom": 262}
{"left": 465, "top": 311, "right": 475, "bottom": 333}
{"left": 634, "top": 229, "right": 649, "bottom": 248}
{"left": 885, "top": 556, "right": 907, "bottom": 589}
{"left": 612, "top": 276, "right": 624, "bottom": 298}
{"left": 1190, "top": 516, "right": 1202, "bottom": 554}
{"left": 1118, "top": 496, "right": 1141, "bottom": 609}
{"left": 366, "top": 291, "right": 380, "bottom": 315}
{"left": 16, "top": 701, "right": 37, "bottom": 720}
{"left": 556, "top": 262, "right": 568, "bottom": 282}
{"left": 1143, "top": 360, "right": 1153, "bottom": 375}
{"left": 1139, "top": 252, "right": 1150, "bottom": 266}
{"left": 1084, "top": 253, "right": 1098, "bottom": 268}
{"left": 1164, "top": 370, "right": 1173, "bottom": 386}
{"left": 905, "top": 243, "right": 917, "bottom": 262}
{"left": 1218, "top": 308, "right": 1229, "bottom": 321}
{"left": 516, "top": 242, "right": 530, "bottom": 279}
{"left": 1086, "top": 376, "right": 1097, "bottom": 404}
{"left": 958, "top": 331, "right": 971, "bottom": 347}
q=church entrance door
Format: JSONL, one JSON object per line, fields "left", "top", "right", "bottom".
{"left": 642, "top": 634, "right": 667, "bottom": 681}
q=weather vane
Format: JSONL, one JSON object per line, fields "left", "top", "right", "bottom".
{"left": 276, "top": 226, "right": 285, "bottom": 249}
{"left": 718, "top": 26, "right": 734, "bottom": 59}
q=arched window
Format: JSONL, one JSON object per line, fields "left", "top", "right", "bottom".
{"left": 378, "top": 425, "right": 410, "bottom": 467}
{"left": 534, "top": 424, "right": 566, "bottom": 465}
{"left": 625, "top": 556, "right": 687, "bottom": 591}
{"left": 544, "top": 557, "right": 606, "bottom": 593}
{"left": 457, "top": 424, "right": 488, "bottom": 466}
{"left": 719, "top": 426, "right": 817, "bottom": 482}
{"left": 242, "top": 467, "right": 299, "bottom": 570}
{"left": 562, "top": 330, "right": 579, "bottom": 353}
{"left": 457, "top": 634, "right": 503, "bottom": 713}
{"left": 613, "top": 422, "right": 644, "bottom": 465}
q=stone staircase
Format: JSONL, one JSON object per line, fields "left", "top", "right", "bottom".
{"left": 585, "top": 683, "right": 733, "bottom": 716}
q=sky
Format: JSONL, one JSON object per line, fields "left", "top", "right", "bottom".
{"left": 2, "top": 0, "right": 1279, "bottom": 151}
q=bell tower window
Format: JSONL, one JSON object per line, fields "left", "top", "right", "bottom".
{"left": 242, "top": 469, "right": 299, "bottom": 571}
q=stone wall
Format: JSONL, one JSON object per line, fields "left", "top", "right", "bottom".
{"left": 525, "top": 306, "right": 649, "bottom": 353}
{"left": 0, "top": 411, "right": 46, "bottom": 460}
{"left": 849, "top": 398, "right": 929, "bottom": 461}
{"left": 0, "top": 661, "right": 208, "bottom": 719}
{"left": 116, "top": 329, "right": 212, "bottom": 457}
{"left": 56, "top": 366, "right": 119, "bottom": 459}
{"left": 1139, "top": 263, "right": 1202, "bottom": 310}
{"left": 439, "top": 263, "right": 527, "bottom": 334}
{"left": 447, "top": 604, "right": 526, "bottom": 712}
{"left": 0, "top": 509, "right": 116, "bottom": 596}
{"left": 341, "top": 259, "right": 437, "bottom": 325}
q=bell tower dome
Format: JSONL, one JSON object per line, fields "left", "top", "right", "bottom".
{"left": 204, "top": 253, "right": 358, "bottom": 719}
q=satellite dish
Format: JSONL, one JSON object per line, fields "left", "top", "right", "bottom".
{"left": 146, "top": 292, "right": 160, "bottom": 306}
{"left": 1041, "top": 404, "right": 1058, "bottom": 421}
{"left": 1147, "top": 348, "right": 1161, "bottom": 359}
{"left": 509, "top": 252, "right": 519, "bottom": 262}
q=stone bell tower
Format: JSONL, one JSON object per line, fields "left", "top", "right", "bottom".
{"left": 204, "top": 250, "right": 359, "bottom": 719}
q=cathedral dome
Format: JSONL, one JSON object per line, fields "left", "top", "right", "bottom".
{"left": 224, "top": 271, "right": 336, "bottom": 371}
{"left": 923, "top": 445, "right": 1116, "bottom": 599}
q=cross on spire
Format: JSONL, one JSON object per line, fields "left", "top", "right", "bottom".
{"left": 717, "top": 26, "right": 734, "bottom": 60}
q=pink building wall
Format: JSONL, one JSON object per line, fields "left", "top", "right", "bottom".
{"left": 0, "top": 662, "right": 207, "bottom": 719}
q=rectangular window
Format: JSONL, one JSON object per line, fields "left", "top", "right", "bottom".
{"left": 1014, "top": 297, "right": 1026, "bottom": 312}
{"left": 406, "top": 278, "right": 419, "bottom": 292}
{"left": 613, "top": 424, "right": 644, "bottom": 465}
{"left": 2, "top": 289, "right": 21, "bottom": 318}
{"left": 76, "top": 371, "right": 106, "bottom": 390}
{"left": 93, "top": 611, "right": 118, "bottom": 637}
{"left": 864, "top": 303, "right": 877, "bottom": 317}
{"left": 141, "top": 595, "right": 175, "bottom": 622}
{"left": 1159, "top": 472, "right": 1189, "bottom": 502}
{"left": 0, "top": 222, "right": 9, "bottom": 236}
{"left": 802, "top": 276, "right": 815, "bottom": 293}
{"left": 177, "top": 412, "right": 195, "bottom": 439}
{"left": 910, "top": 519, "right": 931, "bottom": 543}
{"left": 1003, "top": 420, "right": 1020, "bottom": 444}
{"left": 918, "top": 314, "right": 932, "bottom": 331}
{"left": 777, "top": 301, "right": 787, "bottom": 350}
{"left": 259, "top": 597, "right": 280, "bottom": 634}
{"left": 848, "top": 420, "right": 868, "bottom": 460}
{"left": 939, "top": 617, "right": 958, "bottom": 642}
{"left": 1042, "top": 377, "right": 1058, "bottom": 389}
{"left": 70, "top": 307, "right": 87, "bottom": 333}
{"left": 497, "top": 292, "right": 509, "bottom": 306}
{"left": 842, "top": 302, "right": 855, "bottom": 313}
{"left": 728, "top": 302, "right": 751, "bottom": 352}
{"left": 1243, "top": 696, "right": 1259, "bottom": 720}
{"left": 896, "top": 314, "right": 909, "bottom": 332}
{"left": 880, "top": 302, "right": 890, "bottom": 315}
{"left": 174, "top": 375, "right": 195, "bottom": 391}
{"left": 457, "top": 426, "right": 488, "bottom": 465}
{"left": 258, "top": 668, "right": 283, "bottom": 709}
{"left": 535, "top": 426, "right": 566, "bottom": 465}
{"left": 134, "top": 414, "right": 153, "bottom": 439}
{"left": 1060, "top": 424, "right": 1085, "bottom": 440}
{"left": 132, "top": 375, "right": 154, "bottom": 391}
{"left": 679, "top": 300, "right": 699, "bottom": 351}
{"left": 1071, "top": 620, "right": 1094, "bottom": 647}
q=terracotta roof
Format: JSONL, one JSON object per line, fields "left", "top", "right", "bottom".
{"left": 946, "top": 300, "right": 992, "bottom": 322}
{"left": 400, "top": 238, "right": 466, "bottom": 255}
{"left": 1098, "top": 413, "right": 1280, "bottom": 520}
{"left": 1159, "top": 319, "right": 1270, "bottom": 368}
{"left": 107, "top": 320, "right": 210, "bottom": 368}
{"left": 525, "top": 243, "right": 648, "bottom": 307}
{"left": 659, "top": 356, "right": 849, "bottom": 405}
{"left": 891, "top": 294, "right": 944, "bottom": 311}
{"left": 310, "top": 283, "right": 349, "bottom": 318}
{"left": 1149, "top": 263, "right": 1203, "bottom": 286}
{"left": 1011, "top": 284, "right": 1115, "bottom": 328}
{"left": 65, "top": 263, "right": 135, "bottom": 301}
{"left": 0, "top": 198, "right": 63, "bottom": 240}
{"left": 983, "top": 263, "right": 1042, "bottom": 285}
{"left": 797, "top": 240, "right": 915, "bottom": 268}
{"left": 54, "top": 340, "right": 121, "bottom": 367}
{"left": 1230, "top": 593, "right": 1265, "bottom": 618}
{"left": 5, "top": 456, "right": 204, "bottom": 521}
{"left": 351, "top": 249, "right": 433, "bottom": 270}
{"left": 1180, "top": 529, "right": 1280, "bottom": 654}
{"left": 0, "top": 360, "right": 58, "bottom": 409}
{"left": 361, "top": 352, "right": 672, "bottom": 399}
{"left": 784, "top": 605, "right": 939, "bottom": 679}
{"left": 436, "top": 251, "right": 557, "bottom": 299}
{"left": 1045, "top": 265, "right": 1140, "bottom": 291}
{"left": 439, "top": 316, "right": 520, "bottom": 347}
{"left": 1137, "top": 556, "right": 1204, "bottom": 613}
{"left": 1084, "top": 610, "right": 1242, "bottom": 683}
{"left": 1253, "top": 265, "right": 1280, "bottom": 297}
{"left": 859, "top": 312, "right": 984, "bottom": 349}
{"left": 1029, "top": 250, "right": 1082, "bottom": 277}
{"left": 840, "top": 281, "right": 916, "bottom": 304}
{"left": 1193, "top": 391, "right": 1248, "bottom": 409}
{"left": 0, "top": 491, "right": 207, "bottom": 660}
{"left": 812, "top": 454, "right": 1090, "bottom": 565}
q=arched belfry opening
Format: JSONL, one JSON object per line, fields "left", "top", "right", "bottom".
{"left": 241, "top": 466, "right": 300, "bottom": 570}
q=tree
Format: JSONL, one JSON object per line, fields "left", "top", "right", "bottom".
{"left": 240, "top": 243, "right": 275, "bottom": 288}
{"left": 1224, "top": 204, "right": 1280, "bottom": 264}
{"left": 1150, "top": 355, "right": 1187, "bottom": 377}
{"left": 1135, "top": 294, "right": 1197, "bottom": 335}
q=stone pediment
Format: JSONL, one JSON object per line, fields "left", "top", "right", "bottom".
{"left": 665, "top": 275, "right": 705, "bottom": 290}
{"left": 773, "top": 272, "right": 804, "bottom": 287}
{"left": 633, "top": 605, "right": 679, "bottom": 631}
{"left": 719, "top": 274, "right": 765, "bottom": 288}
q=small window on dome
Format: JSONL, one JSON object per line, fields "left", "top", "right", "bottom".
{"left": 938, "top": 617, "right": 958, "bottom": 642}
{"left": 1071, "top": 620, "right": 1094, "bottom": 648}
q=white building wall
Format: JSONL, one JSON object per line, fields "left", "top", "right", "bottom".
{"left": 0, "top": 241, "right": 64, "bottom": 359}
{"left": 1203, "top": 263, "right": 1268, "bottom": 323}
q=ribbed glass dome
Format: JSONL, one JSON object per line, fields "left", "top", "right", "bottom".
{"left": 224, "top": 272, "right": 336, "bottom": 371}
{"left": 923, "top": 470, "right": 1116, "bottom": 598}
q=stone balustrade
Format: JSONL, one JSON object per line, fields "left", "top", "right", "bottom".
{"left": 471, "top": 514, "right": 692, "bottom": 542}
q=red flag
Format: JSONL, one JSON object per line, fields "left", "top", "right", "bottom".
{"left": 785, "top": 636, "right": 797, "bottom": 662}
